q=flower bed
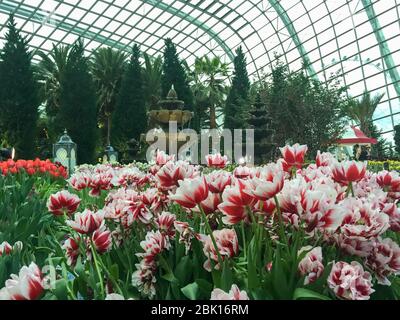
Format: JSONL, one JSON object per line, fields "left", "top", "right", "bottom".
{"left": 0, "top": 147, "right": 400, "bottom": 300}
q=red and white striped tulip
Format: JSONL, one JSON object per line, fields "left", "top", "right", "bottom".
{"left": 169, "top": 176, "right": 209, "bottom": 209}
{"left": 298, "top": 247, "right": 324, "bottom": 285}
{"left": 200, "top": 228, "right": 239, "bottom": 271}
{"left": 331, "top": 160, "right": 366, "bottom": 185}
{"left": 280, "top": 143, "right": 308, "bottom": 170}
{"left": 66, "top": 209, "right": 105, "bottom": 234}
{"left": 205, "top": 153, "right": 228, "bottom": 168}
{"left": 210, "top": 284, "right": 249, "bottom": 300}
{"left": 327, "top": 261, "right": 374, "bottom": 300}
{"left": 92, "top": 226, "right": 112, "bottom": 253}
{"left": 0, "top": 241, "right": 13, "bottom": 256}
{"left": 218, "top": 179, "right": 257, "bottom": 225}
{"left": 47, "top": 190, "right": 81, "bottom": 216}
{"left": 0, "top": 262, "right": 44, "bottom": 300}
{"left": 205, "top": 170, "right": 232, "bottom": 194}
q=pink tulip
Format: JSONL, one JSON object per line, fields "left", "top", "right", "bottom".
{"left": 210, "top": 284, "right": 249, "bottom": 300}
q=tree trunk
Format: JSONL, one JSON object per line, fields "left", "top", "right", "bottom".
{"left": 210, "top": 104, "right": 216, "bottom": 129}
{"left": 107, "top": 115, "right": 111, "bottom": 146}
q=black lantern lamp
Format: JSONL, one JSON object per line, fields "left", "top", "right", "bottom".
{"left": 0, "top": 147, "right": 15, "bottom": 161}
{"left": 53, "top": 129, "right": 77, "bottom": 175}
{"left": 103, "top": 145, "right": 118, "bottom": 164}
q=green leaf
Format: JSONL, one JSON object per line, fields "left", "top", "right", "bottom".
{"left": 161, "top": 272, "right": 176, "bottom": 282}
{"left": 195, "top": 278, "right": 213, "bottom": 299}
{"left": 53, "top": 279, "right": 69, "bottom": 300}
{"left": 181, "top": 282, "right": 199, "bottom": 300}
{"left": 220, "top": 260, "right": 233, "bottom": 292}
{"left": 293, "top": 288, "right": 331, "bottom": 300}
{"left": 174, "top": 255, "right": 191, "bottom": 285}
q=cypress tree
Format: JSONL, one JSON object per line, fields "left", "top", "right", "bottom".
{"left": 111, "top": 44, "right": 146, "bottom": 150}
{"left": 247, "top": 93, "right": 276, "bottom": 163}
{"left": 0, "top": 15, "right": 39, "bottom": 158}
{"left": 59, "top": 39, "right": 98, "bottom": 164}
{"left": 395, "top": 124, "right": 400, "bottom": 156}
{"left": 224, "top": 46, "right": 250, "bottom": 130}
{"left": 161, "top": 39, "right": 194, "bottom": 112}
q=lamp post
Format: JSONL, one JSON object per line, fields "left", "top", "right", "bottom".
{"left": 0, "top": 147, "right": 15, "bottom": 161}
{"left": 103, "top": 145, "right": 118, "bottom": 164}
{"left": 53, "top": 129, "right": 77, "bottom": 176}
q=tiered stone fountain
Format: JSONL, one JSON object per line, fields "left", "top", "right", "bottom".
{"left": 146, "top": 85, "right": 194, "bottom": 154}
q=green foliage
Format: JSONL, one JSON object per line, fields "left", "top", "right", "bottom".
{"left": 264, "top": 59, "right": 347, "bottom": 157}
{"left": 369, "top": 123, "right": 390, "bottom": 160}
{"left": 111, "top": 44, "right": 147, "bottom": 157}
{"left": 161, "top": 39, "right": 194, "bottom": 111}
{"left": 191, "top": 56, "right": 230, "bottom": 129}
{"left": 343, "top": 91, "right": 384, "bottom": 137}
{"left": 0, "top": 15, "right": 39, "bottom": 158}
{"left": 224, "top": 46, "right": 250, "bottom": 130}
{"left": 36, "top": 44, "right": 72, "bottom": 142}
{"left": 59, "top": 39, "right": 98, "bottom": 164}
{"left": 394, "top": 124, "right": 400, "bottom": 156}
{"left": 91, "top": 47, "right": 127, "bottom": 146}
{"left": 142, "top": 53, "right": 163, "bottom": 110}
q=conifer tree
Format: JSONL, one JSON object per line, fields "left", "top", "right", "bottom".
{"left": 161, "top": 39, "right": 194, "bottom": 112}
{"left": 224, "top": 46, "right": 250, "bottom": 130}
{"left": 59, "top": 39, "right": 98, "bottom": 164}
{"left": 0, "top": 15, "right": 39, "bottom": 158}
{"left": 111, "top": 44, "right": 146, "bottom": 151}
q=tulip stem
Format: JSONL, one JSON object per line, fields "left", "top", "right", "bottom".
{"left": 241, "top": 221, "right": 247, "bottom": 259}
{"left": 273, "top": 195, "right": 289, "bottom": 248}
{"left": 90, "top": 241, "right": 105, "bottom": 299}
{"left": 345, "top": 182, "right": 355, "bottom": 198}
{"left": 199, "top": 207, "right": 223, "bottom": 268}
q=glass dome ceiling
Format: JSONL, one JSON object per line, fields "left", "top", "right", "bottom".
{"left": 0, "top": 0, "right": 399, "bottom": 139}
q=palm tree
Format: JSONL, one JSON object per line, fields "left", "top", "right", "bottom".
{"left": 191, "top": 56, "right": 229, "bottom": 129}
{"left": 344, "top": 91, "right": 385, "bottom": 136}
{"left": 90, "top": 47, "right": 127, "bottom": 146}
{"left": 35, "top": 44, "right": 72, "bottom": 138}
{"left": 142, "top": 52, "right": 163, "bottom": 109}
